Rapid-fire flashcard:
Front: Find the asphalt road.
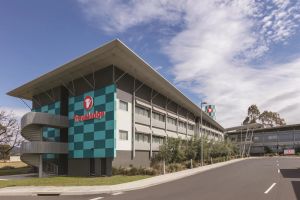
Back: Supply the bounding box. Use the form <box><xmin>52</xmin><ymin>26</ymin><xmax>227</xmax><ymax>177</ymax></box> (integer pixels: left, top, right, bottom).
<box><xmin>2</xmin><ymin>157</ymin><xmax>300</xmax><ymax>200</ymax></box>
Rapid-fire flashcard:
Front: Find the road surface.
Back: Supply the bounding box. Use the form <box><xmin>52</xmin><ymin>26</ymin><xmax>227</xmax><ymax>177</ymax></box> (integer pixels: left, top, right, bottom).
<box><xmin>2</xmin><ymin>157</ymin><xmax>300</xmax><ymax>200</ymax></box>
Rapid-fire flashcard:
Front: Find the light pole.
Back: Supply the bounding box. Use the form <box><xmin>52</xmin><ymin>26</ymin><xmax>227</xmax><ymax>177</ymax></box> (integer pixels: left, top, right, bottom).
<box><xmin>200</xmin><ymin>101</ymin><xmax>207</xmax><ymax>166</ymax></box>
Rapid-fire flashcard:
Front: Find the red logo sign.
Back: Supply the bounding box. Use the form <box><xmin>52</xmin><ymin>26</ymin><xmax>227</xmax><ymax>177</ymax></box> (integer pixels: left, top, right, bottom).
<box><xmin>208</xmin><ymin>108</ymin><xmax>212</xmax><ymax>113</ymax></box>
<box><xmin>84</xmin><ymin>96</ymin><xmax>93</xmax><ymax>110</ymax></box>
<box><xmin>74</xmin><ymin>111</ymin><xmax>105</xmax><ymax>122</ymax></box>
<box><xmin>74</xmin><ymin>95</ymin><xmax>105</xmax><ymax>122</ymax></box>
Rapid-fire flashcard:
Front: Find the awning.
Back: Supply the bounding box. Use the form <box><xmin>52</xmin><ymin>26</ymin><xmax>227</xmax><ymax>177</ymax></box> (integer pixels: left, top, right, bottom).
<box><xmin>167</xmin><ymin>131</ymin><xmax>178</xmax><ymax>138</ymax></box>
<box><xmin>178</xmin><ymin>133</ymin><xmax>186</xmax><ymax>139</ymax></box>
<box><xmin>153</xmin><ymin>106</ymin><xmax>166</xmax><ymax>114</ymax></box>
<box><xmin>136</xmin><ymin>99</ymin><xmax>151</xmax><ymax>109</ymax></box>
<box><xmin>135</xmin><ymin>124</ymin><xmax>151</xmax><ymax>134</ymax></box>
<box><xmin>152</xmin><ymin>127</ymin><xmax>167</xmax><ymax>137</ymax></box>
<box><xmin>167</xmin><ymin>112</ymin><xmax>177</xmax><ymax>119</ymax></box>
<box><xmin>186</xmin><ymin>135</ymin><xmax>193</xmax><ymax>140</ymax></box>
<box><xmin>178</xmin><ymin>116</ymin><xmax>187</xmax><ymax>122</ymax></box>
<box><xmin>188</xmin><ymin>120</ymin><xmax>195</xmax><ymax>125</ymax></box>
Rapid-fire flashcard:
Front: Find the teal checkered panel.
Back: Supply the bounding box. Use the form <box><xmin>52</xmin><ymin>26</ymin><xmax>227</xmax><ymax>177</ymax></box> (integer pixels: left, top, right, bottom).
<box><xmin>32</xmin><ymin>101</ymin><xmax>61</xmax><ymax>142</ymax></box>
<box><xmin>205</xmin><ymin>105</ymin><xmax>216</xmax><ymax>120</ymax></box>
<box><xmin>68</xmin><ymin>84</ymin><xmax>116</xmax><ymax>159</ymax></box>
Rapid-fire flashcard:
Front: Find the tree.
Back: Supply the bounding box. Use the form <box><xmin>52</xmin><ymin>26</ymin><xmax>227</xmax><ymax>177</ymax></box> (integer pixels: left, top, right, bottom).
<box><xmin>0</xmin><ymin>110</ymin><xmax>23</xmax><ymax>160</ymax></box>
<box><xmin>243</xmin><ymin>105</ymin><xmax>260</xmax><ymax>125</ymax></box>
<box><xmin>259</xmin><ymin>111</ymin><xmax>286</xmax><ymax>128</ymax></box>
<box><xmin>184</xmin><ymin>138</ymin><xmax>197</xmax><ymax>161</ymax></box>
<box><xmin>243</xmin><ymin>105</ymin><xmax>286</xmax><ymax>128</ymax></box>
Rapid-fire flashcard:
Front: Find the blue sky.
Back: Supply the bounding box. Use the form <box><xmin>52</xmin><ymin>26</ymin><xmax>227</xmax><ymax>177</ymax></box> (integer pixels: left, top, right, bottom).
<box><xmin>1</xmin><ymin>0</ymin><xmax>300</xmax><ymax>127</ymax></box>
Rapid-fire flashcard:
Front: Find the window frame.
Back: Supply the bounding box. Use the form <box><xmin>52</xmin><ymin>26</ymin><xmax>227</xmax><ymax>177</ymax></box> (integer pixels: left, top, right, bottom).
<box><xmin>119</xmin><ymin>100</ymin><xmax>128</xmax><ymax>111</ymax></box>
<box><xmin>119</xmin><ymin>130</ymin><xmax>128</xmax><ymax>141</ymax></box>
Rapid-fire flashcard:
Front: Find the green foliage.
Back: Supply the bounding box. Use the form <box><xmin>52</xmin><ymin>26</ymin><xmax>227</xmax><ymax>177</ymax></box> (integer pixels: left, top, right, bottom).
<box><xmin>184</xmin><ymin>138</ymin><xmax>197</xmax><ymax>160</ymax></box>
<box><xmin>243</xmin><ymin>104</ymin><xmax>286</xmax><ymax>127</ymax></box>
<box><xmin>112</xmin><ymin>166</ymin><xmax>158</xmax><ymax>176</ymax></box>
<box><xmin>264</xmin><ymin>146</ymin><xmax>273</xmax><ymax>154</ymax></box>
<box><xmin>152</xmin><ymin>137</ymin><xmax>238</xmax><ymax>166</ymax></box>
<box><xmin>259</xmin><ymin>111</ymin><xmax>286</xmax><ymax>127</ymax></box>
<box><xmin>153</xmin><ymin>138</ymin><xmax>185</xmax><ymax>164</ymax></box>
<box><xmin>166</xmin><ymin>163</ymin><xmax>185</xmax><ymax>172</ymax></box>
<box><xmin>243</xmin><ymin>105</ymin><xmax>260</xmax><ymax>124</ymax></box>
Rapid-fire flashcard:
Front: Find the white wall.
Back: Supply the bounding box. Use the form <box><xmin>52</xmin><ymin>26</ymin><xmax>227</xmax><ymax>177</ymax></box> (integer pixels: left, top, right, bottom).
<box><xmin>116</xmin><ymin>98</ymin><xmax>132</xmax><ymax>151</ymax></box>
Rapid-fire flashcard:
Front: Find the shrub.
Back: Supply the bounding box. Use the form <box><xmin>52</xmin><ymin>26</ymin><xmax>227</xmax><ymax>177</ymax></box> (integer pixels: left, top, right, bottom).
<box><xmin>167</xmin><ymin>163</ymin><xmax>185</xmax><ymax>173</ymax></box>
<box><xmin>129</xmin><ymin>167</ymin><xmax>138</xmax><ymax>175</ymax></box>
<box><xmin>112</xmin><ymin>166</ymin><xmax>159</xmax><ymax>176</ymax></box>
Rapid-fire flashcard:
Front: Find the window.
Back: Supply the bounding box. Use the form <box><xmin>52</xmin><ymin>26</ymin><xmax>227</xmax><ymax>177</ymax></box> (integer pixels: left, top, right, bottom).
<box><xmin>119</xmin><ymin>100</ymin><xmax>128</xmax><ymax>111</ymax></box>
<box><xmin>266</xmin><ymin>135</ymin><xmax>277</xmax><ymax>142</ymax></box>
<box><xmin>119</xmin><ymin>130</ymin><xmax>128</xmax><ymax>140</ymax></box>
<box><xmin>135</xmin><ymin>106</ymin><xmax>150</xmax><ymax>117</ymax></box>
<box><xmin>188</xmin><ymin>124</ymin><xmax>194</xmax><ymax>130</ymax></box>
<box><xmin>143</xmin><ymin>134</ymin><xmax>150</xmax><ymax>143</ymax></box>
<box><xmin>253</xmin><ymin>136</ymin><xmax>260</xmax><ymax>142</ymax></box>
<box><xmin>278</xmin><ymin>132</ymin><xmax>293</xmax><ymax>142</ymax></box>
<box><xmin>167</xmin><ymin>117</ymin><xmax>177</xmax><ymax>125</ymax></box>
<box><xmin>135</xmin><ymin>132</ymin><xmax>150</xmax><ymax>143</ymax></box>
<box><xmin>153</xmin><ymin>112</ymin><xmax>165</xmax><ymax>122</ymax></box>
<box><xmin>178</xmin><ymin>121</ymin><xmax>186</xmax><ymax>128</ymax></box>
<box><xmin>153</xmin><ymin>136</ymin><xmax>164</xmax><ymax>144</ymax></box>
<box><xmin>135</xmin><ymin>133</ymin><xmax>141</xmax><ymax>141</ymax></box>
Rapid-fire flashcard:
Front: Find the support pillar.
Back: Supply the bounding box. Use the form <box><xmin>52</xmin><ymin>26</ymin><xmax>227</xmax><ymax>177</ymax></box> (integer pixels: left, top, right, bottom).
<box><xmin>39</xmin><ymin>154</ymin><xmax>43</xmax><ymax>178</ymax></box>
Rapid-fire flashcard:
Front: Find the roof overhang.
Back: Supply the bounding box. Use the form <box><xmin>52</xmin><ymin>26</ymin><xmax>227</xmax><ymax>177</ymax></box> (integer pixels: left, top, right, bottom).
<box><xmin>7</xmin><ymin>39</ymin><xmax>224</xmax><ymax>131</ymax></box>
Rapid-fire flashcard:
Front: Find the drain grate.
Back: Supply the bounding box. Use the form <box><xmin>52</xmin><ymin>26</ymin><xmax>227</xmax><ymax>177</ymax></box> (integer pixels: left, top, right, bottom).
<box><xmin>36</xmin><ymin>193</ymin><xmax>60</xmax><ymax>196</ymax></box>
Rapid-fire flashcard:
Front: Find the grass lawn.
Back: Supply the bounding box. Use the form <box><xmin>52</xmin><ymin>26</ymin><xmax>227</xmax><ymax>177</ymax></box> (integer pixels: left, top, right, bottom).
<box><xmin>0</xmin><ymin>161</ymin><xmax>32</xmax><ymax>176</ymax></box>
<box><xmin>0</xmin><ymin>166</ymin><xmax>32</xmax><ymax>176</ymax></box>
<box><xmin>0</xmin><ymin>175</ymin><xmax>150</xmax><ymax>188</ymax></box>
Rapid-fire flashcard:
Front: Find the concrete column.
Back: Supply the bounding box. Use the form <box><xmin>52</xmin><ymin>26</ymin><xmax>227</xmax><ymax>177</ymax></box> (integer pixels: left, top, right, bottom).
<box><xmin>95</xmin><ymin>158</ymin><xmax>101</xmax><ymax>176</ymax></box>
<box><xmin>106</xmin><ymin>158</ymin><xmax>113</xmax><ymax>176</ymax></box>
<box><xmin>39</xmin><ymin>154</ymin><xmax>43</xmax><ymax>178</ymax></box>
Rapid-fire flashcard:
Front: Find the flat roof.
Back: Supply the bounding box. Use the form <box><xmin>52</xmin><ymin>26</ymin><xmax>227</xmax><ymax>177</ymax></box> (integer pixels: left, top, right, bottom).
<box><xmin>225</xmin><ymin>123</ymin><xmax>264</xmax><ymax>132</ymax></box>
<box><xmin>7</xmin><ymin>39</ymin><xmax>224</xmax><ymax>131</ymax></box>
<box><xmin>226</xmin><ymin>123</ymin><xmax>300</xmax><ymax>134</ymax></box>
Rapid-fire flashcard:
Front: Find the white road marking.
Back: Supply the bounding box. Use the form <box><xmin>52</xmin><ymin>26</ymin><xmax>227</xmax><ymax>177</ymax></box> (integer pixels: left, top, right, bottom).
<box><xmin>277</xmin><ymin>163</ymin><xmax>279</xmax><ymax>166</ymax></box>
<box><xmin>276</xmin><ymin>160</ymin><xmax>279</xmax><ymax>162</ymax></box>
<box><xmin>112</xmin><ymin>192</ymin><xmax>123</xmax><ymax>196</ymax></box>
<box><xmin>0</xmin><ymin>179</ymin><xmax>8</xmax><ymax>181</ymax></box>
<box><xmin>264</xmin><ymin>183</ymin><xmax>277</xmax><ymax>194</ymax></box>
<box><xmin>278</xmin><ymin>169</ymin><xmax>280</xmax><ymax>174</ymax></box>
<box><xmin>89</xmin><ymin>197</ymin><xmax>104</xmax><ymax>200</ymax></box>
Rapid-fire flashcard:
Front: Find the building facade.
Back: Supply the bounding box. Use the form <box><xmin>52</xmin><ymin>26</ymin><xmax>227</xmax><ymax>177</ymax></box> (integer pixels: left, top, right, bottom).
<box><xmin>226</xmin><ymin>124</ymin><xmax>300</xmax><ymax>156</ymax></box>
<box><xmin>8</xmin><ymin>39</ymin><xmax>224</xmax><ymax>177</ymax></box>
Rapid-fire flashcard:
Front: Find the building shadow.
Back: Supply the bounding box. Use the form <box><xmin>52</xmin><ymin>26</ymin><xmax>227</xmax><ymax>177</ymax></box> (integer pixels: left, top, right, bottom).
<box><xmin>291</xmin><ymin>181</ymin><xmax>300</xmax><ymax>200</ymax></box>
<box><xmin>281</xmin><ymin>168</ymin><xmax>300</xmax><ymax>178</ymax></box>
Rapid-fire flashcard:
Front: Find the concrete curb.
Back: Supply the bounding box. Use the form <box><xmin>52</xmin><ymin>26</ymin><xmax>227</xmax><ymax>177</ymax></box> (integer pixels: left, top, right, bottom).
<box><xmin>0</xmin><ymin>157</ymin><xmax>252</xmax><ymax>196</ymax></box>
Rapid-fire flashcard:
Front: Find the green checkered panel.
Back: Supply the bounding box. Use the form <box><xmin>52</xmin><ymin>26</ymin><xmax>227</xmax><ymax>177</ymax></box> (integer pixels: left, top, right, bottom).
<box><xmin>68</xmin><ymin>84</ymin><xmax>116</xmax><ymax>159</ymax></box>
<box><xmin>32</xmin><ymin>101</ymin><xmax>61</xmax><ymax>142</ymax></box>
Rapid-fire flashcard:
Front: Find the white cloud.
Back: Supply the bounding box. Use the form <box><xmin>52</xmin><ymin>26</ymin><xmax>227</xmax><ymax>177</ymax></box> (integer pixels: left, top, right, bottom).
<box><xmin>77</xmin><ymin>0</ymin><xmax>185</xmax><ymax>33</ymax></box>
<box><xmin>78</xmin><ymin>0</ymin><xmax>300</xmax><ymax>127</ymax></box>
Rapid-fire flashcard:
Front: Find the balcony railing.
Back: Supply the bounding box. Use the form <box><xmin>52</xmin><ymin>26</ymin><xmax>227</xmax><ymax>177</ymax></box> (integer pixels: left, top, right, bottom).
<box><xmin>21</xmin><ymin>141</ymin><xmax>68</xmax><ymax>154</ymax></box>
